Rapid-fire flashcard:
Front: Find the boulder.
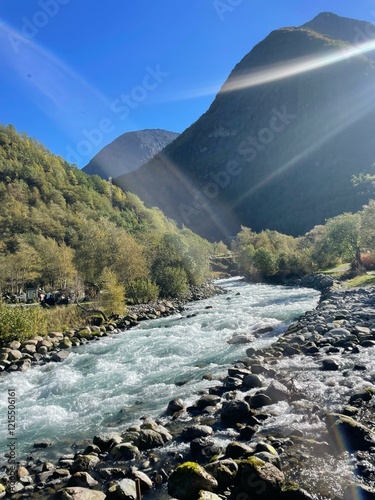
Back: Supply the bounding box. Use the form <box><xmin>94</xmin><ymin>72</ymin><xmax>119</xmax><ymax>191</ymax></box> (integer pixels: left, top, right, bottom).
<box><xmin>8</xmin><ymin>350</ymin><xmax>22</xmax><ymax>361</ymax></box>
<box><xmin>181</xmin><ymin>425</ymin><xmax>213</xmax><ymax>441</ymax></box>
<box><xmin>249</xmin><ymin>393</ymin><xmax>273</xmax><ymax>409</ymax></box>
<box><xmin>243</xmin><ymin>374</ymin><xmax>263</xmax><ymax>389</ymax></box>
<box><xmin>198</xmin><ymin>492</ymin><xmax>222</xmax><ymax>500</ymax></box>
<box><xmin>68</xmin><ymin>472</ymin><xmax>98</xmax><ymax>488</ymax></box>
<box><xmin>59</xmin><ymin>487</ymin><xmax>106</xmax><ymax>499</ymax></box>
<box><xmin>265</xmin><ymin>381</ymin><xmax>290</xmax><ymax>403</ymax></box>
<box><xmin>71</xmin><ymin>455</ymin><xmax>100</xmax><ymax>473</ymax></box>
<box><xmin>196</xmin><ymin>395</ymin><xmax>221</xmax><ymax>410</ymax></box>
<box><xmin>111</xmin><ymin>443</ymin><xmax>140</xmax><ymax>461</ymax></box>
<box><xmin>326</xmin><ymin>413</ymin><xmax>375</xmax><ymax>452</ymax></box>
<box><xmin>167</xmin><ymin>398</ymin><xmax>185</xmax><ymax>414</ymax></box>
<box><xmin>114</xmin><ymin>478</ymin><xmax>137</xmax><ymax>499</ymax></box>
<box><xmin>168</xmin><ymin>462</ymin><xmax>218</xmax><ymax>500</ymax></box>
<box><xmin>190</xmin><ymin>437</ymin><xmax>222</xmax><ymax>462</ymax></box>
<box><xmin>322</xmin><ymin>358</ymin><xmax>339</xmax><ymax>371</ymax></box>
<box><xmin>93</xmin><ymin>433</ymin><xmax>122</xmax><ymax>453</ymax></box>
<box><xmin>52</xmin><ymin>351</ymin><xmax>70</xmax><ymax>362</ymax></box>
<box><xmin>137</xmin><ymin>429</ymin><xmax>165</xmax><ymax>450</ymax></box>
<box><xmin>221</xmin><ymin>400</ymin><xmax>250</xmax><ymax>424</ymax></box>
<box><xmin>236</xmin><ymin>456</ymin><xmax>285</xmax><ymax>499</ymax></box>
<box><xmin>225</xmin><ymin>441</ymin><xmax>253</xmax><ymax>459</ymax></box>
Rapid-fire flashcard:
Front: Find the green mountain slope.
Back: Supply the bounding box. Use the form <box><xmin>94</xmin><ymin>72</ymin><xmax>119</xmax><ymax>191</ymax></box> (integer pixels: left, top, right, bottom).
<box><xmin>0</xmin><ymin>125</ymin><xmax>212</xmax><ymax>298</ymax></box>
<box><xmin>117</xmin><ymin>13</ymin><xmax>375</xmax><ymax>241</ymax></box>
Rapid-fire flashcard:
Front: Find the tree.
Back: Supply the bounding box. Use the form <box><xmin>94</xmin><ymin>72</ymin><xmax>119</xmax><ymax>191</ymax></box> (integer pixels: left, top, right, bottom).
<box><xmin>98</xmin><ymin>268</ymin><xmax>125</xmax><ymax>316</ymax></box>
<box><xmin>360</xmin><ymin>200</ymin><xmax>375</xmax><ymax>251</ymax></box>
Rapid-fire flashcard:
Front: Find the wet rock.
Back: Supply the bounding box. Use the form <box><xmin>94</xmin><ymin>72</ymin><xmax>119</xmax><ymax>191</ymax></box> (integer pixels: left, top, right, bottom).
<box><xmin>93</xmin><ymin>433</ymin><xmax>122</xmax><ymax>453</ymax></box>
<box><xmin>223</xmin><ymin>376</ymin><xmax>243</xmax><ymax>389</ymax></box>
<box><xmin>68</xmin><ymin>472</ymin><xmax>98</xmax><ymax>488</ymax></box>
<box><xmin>168</xmin><ymin>462</ymin><xmax>218</xmax><ymax>500</ymax></box>
<box><xmin>221</xmin><ymin>399</ymin><xmax>250</xmax><ymax>424</ymax></box>
<box><xmin>167</xmin><ymin>398</ymin><xmax>185</xmax><ymax>415</ymax></box>
<box><xmin>34</xmin><ymin>440</ymin><xmax>53</xmax><ymax>449</ymax></box>
<box><xmin>59</xmin><ymin>486</ymin><xmax>106</xmax><ymax>499</ymax></box>
<box><xmin>205</xmin><ymin>459</ymin><xmax>238</xmax><ymax>489</ymax></box>
<box><xmin>8</xmin><ymin>349</ymin><xmax>22</xmax><ymax>361</ymax></box>
<box><xmin>236</xmin><ymin>456</ymin><xmax>285</xmax><ymax>499</ymax></box>
<box><xmin>342</xmin><ymin>405</ymin><xmax>359</xmax><ymax>417</ymax></box>
<box><xmin>243</xmin><ymin>373</ymin><xmax>263</xmax><ymax>389</ymax></box>
<box><xmin>254</xmin><ymin>451</ymin><xmax>281</xmax><ymax>469</ymax></box>
<box><xmin>198</xmin><ymin>492</ymin><xmax>222</xmax><ymax>500</ymax></box>
<box><xmin>111</xmin><ymin>443</ymin><xmax>140</xmax><ymax>461</ymax></box>
<box><xmin>71</xmin><ymin>454</ymin><xmax>100</xmax><ymax>473</ymax></box>
<box><xmin>225</xmin><ymin>441</ymin><xmax>253</xmax><ymax>459</ymax></box>
<box><xmin>265</xmin><ymin>380</ymin><xmax>289</xmax><ymax>403</ymax></box>
<box><xmin>322</xmin><ymin>358</ymin><xmax>339</xmax><ymax>371</ymax></box>
<box><xmin>181</xmin><ymin>425</ymin><xmax>213</xmax><ymax>441</ymax></box>
<box><xmin>196</xmin><ymin>395</ymin><xmax>221</xmax><ymax>410</ymax></box>
<box><xmin>249</xmin><ymin>393</ymin><xmax>273</xmax><ymax>409</ymax></box>
<box><xmin>190</xmin><ymin>436</ymin><xmax>222</xmax><ymax>462</ymax></box>
<box><xmin>113</xmin><ymin>478</ymin><xmax>137</xmax><ymax>499</ymax></box>
<box><xmin>52</xmin><ymin>351</ymin><xmax>70</xmax><ymax>362</ymax></box>
<box><xmin>227</xmin><ymin>334</ymin><xmax>254</xmax><ymax>344</ymax></box>
<box><xmin>251</xmin><ymin>363</ymin><xmax>267</xmax><ymax>374</ymax></box>
<box><xmin>349</xmin><ymin>388</ymin><xmax>373</xmax><ymax>405</ymax></box>
<box><xmin>326</xmin><ymin>413</ymin><xmax>375</xmax><ymax>452</ymax></box>
<box><xmin>281</xmin><ymin>484</ymin><xmax>314</xmax><ymax>499</ymax></box>
<box><xmin>130</xmin><ymin>470</ymin><xmax>152</xmax><ymax>493</ymax></box>
<box><xmin>137</xmin><ymin>429</ymin><xmax>165</xmax><ymax>450</ymax></box>
<box><xmin>239</xmin><ymin>425</ymin><xmax>256</xmax><ymax>440</ymax></box>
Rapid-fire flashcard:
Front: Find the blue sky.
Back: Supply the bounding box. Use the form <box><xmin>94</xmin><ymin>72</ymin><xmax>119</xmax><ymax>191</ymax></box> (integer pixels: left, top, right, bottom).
<box><xmin>1</xmin><ymin>0</ymin><xmax>375</xmax><ymax>167</ymax></box>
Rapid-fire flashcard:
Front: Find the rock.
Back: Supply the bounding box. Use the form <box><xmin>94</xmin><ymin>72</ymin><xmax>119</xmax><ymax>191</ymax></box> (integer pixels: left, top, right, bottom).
<box><xmin>59</xmin><ymin>487</ymin><xmax>106</xmax><ymax>499</ymax></box>
<box><xmin>265</xmin><ymin>380</ymin><xmax>289</xmax><ymax>403</ymax></box>
<box><xmin>227</xmin><ymin>334</ymin><xmax>253</xmax><ymax>344</ymax></box>
<box><xmin>326</xmin><ymin>413</ymin><xmax>375</xmax><ymax>452</ymax></box>
<box><xmin>243</xmin><ymin>374</ymin><xmax>263</xmax><ymax>389</ymax></box>
<box><xmin>221</xmin><ymin>399</ymin><xmax>250</xmax><ymax>424</ymax></box>
<box><xmin>8</xmin><ymin>350</ymin><xmax>22</xmax><ymax>361</ymax></box>
<box><xmin>114</xmin><ymin>478</ymin><xmax>137</xmax><ymax>499</ymax></box>
<box><xmin>137</xmin><ymin>429</ymin><xmax>165</xmax><ymax>450</ymax></box>
<box><xmin>34</xmin><ymin>440</ymin><xmax>53</xmax><ymax>448</ymax></box>
<box><xmin>71</xmin><ymin>455</ymin><xmax>100</xmax><ymax>473</ymax></box>
<box><xmin>239</xmin><ymin>426</ymin><xmax>256</xmax><ymax>440</ymax></box>
<box><xmin>251</xmin><ymin>364</ymin><xmax>266</xmax><ymax>374</ymax></box>
<box><xmin>249</xmin><ymin>393</ymin><xmax>273</xmax><ymax>409</ymax></box>
<box><xmin>168</xmin><ymin>462</ymin><xmax>218</xmax><ymax>500</ymax></box>
<box><xmin>198</xmin><ymin>492</ymin><xmax>222</xmax><ymax>500</ymax></box>
<box><xmin>254</xmin><ymin>325</ymin><xmax>274</xmax><ymax>335</ymax></box>
<box><xmin>93</xmin><ymin>433</ymin><xmax>122</xmax><ymax>453</ymax></box>
<box><xmin>52</xmin><ymin>351</ymin><xmax>70</xmax><ymax>362</ymax></box>
<box><xmin>342</xmin><ymin>405</ymin><xmax>359</xmax><ymax>417</ymax></box>
<box><xmin>349</xmin><ymin>388</ymin><xmax>373</xmax><ymax>404</ymax></box>
<box><xmin>111</xmin><ymin>443</ymin><xmax>140</xmax><ymax>461</ymax></box>
<box><xmin>236</xmin><ymin>456</ymin><xmax>285</xmax><ymax>498</ymax></box>
<box><xmin>223</xmin><ymin>376</ymin><xmax>243</xmax><ymax>389</ymax></box>
<box><xmin>7</xmin><ymin>341</ymin><xmax>21</xmax><ymax>350</ymax></box>
<box><xmin>190</xmin><ymin>437</ymin><xmax>222</xmax><ymax>462</ymax></box>
<box><xmin>343</xmin><ymin>483</ymin><xmax>375</xmax><ymax>499</ymax></box>
<box><xmin>167</xmin><ymin>398</ymin><xmax>185</xmax><ymax>414</ymax></box>
<box><xmin>254</xmin><ymin>442</ymin><xmax>278</xmax><ymax>456</ymax></box>
<box><xmin>281</xmin><ymin>484</ymin><xmax>314</xmax><ymax>499</ymax></box>
<box><xmin>196</xmin><ymin>395</ymin><xmax>221</xmax><ymax>410</ymax></box>
<box><xmin>322</xmin><ymin>358</ymin><xmax>339</xmax><ymax>371</ymax></box>
<box><xmin>225</xmin><ymin>441</ymin><xmax>253</xmax><ymax>459</ymax></box>
<box><xmin>205</xmin><ymin>459</ymin><xmax>238</xmax><ymax>489</ymax></box>
<box><xmin>254</xmin><ymin>451</ymin><xmax>281</xmax><ymax>469</ymax></box>
<box><xmin>181</xmin><ymin>425</ymin><xmax>213</xmax><ymax>441</ymax></box>
<box><xmin>131</xmin><ymin>470</ymin><xmax>152</xmax><ymax>493</ymax></box>
<box><xmin>68</xmin><ymin>472</ymin><xmax>98</xmax><ymax>488</ymax></box>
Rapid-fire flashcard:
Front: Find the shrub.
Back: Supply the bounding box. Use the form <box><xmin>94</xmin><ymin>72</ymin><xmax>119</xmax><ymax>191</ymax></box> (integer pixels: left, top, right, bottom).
<box><xmin>0</xmin><ymin>303</ymin><xmax>46</xmax><ymax>345</ymax></box>
<box><xmin>126</xmin><ymin>279</ymin><xmax>160</xmax><ymax>304</ymax></box>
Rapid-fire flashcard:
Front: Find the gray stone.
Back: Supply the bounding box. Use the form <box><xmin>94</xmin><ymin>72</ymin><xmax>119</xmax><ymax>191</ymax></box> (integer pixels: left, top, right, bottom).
<box><xmin>111</xmin><ymin>443</ymin><xmax>140</xmax><ymax>461</ymax></box>
<box><xmin>59</xmin><ymin>487</ymin><xmax>106</xmax><ymax>499</ymax></box>
<box><xmin>168</xmin><ymin>462</ymin><xmax>218</xmax><ymax>500</ymax></box>
<box><xmin>243</xmin><ymin>374</ymin><xmax>263</xmax><ymax>389</ymax></box>
<box><xmin>221</xmin><ymin>399</ymin><xmax>250</xmax><ymax>423</ymax></box>
<box><xmin>181</xmin><ymin>425</ymin><xmax>213</xmax><ymax>441</ymax></box>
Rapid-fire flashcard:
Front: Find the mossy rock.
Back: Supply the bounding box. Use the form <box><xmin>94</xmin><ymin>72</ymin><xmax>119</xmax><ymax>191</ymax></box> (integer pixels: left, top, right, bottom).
<box><xmin>326</xmin><ymin>413</ymin><xmax>375</xmax><ymax>452</ymax></box>
<box><xmin>236</xmin><ymin>456</ymin><xmax>285</xmax><ymax>499</ymax></box>
<box><xmin>168</xmin><ymin>462</ymin><xmax>218</xmax><ymax>500</ymax></box>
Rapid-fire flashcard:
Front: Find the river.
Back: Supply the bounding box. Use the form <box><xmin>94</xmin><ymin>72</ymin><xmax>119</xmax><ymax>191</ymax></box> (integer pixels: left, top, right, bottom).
<box><xmin>0</xmin><ymin>277</ymin><xmax>320</xmax><ymax>466</ymax></box>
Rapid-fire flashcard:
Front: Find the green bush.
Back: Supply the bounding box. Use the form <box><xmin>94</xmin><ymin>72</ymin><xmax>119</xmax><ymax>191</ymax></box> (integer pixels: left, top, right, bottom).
<box><xmin>126</xmin><ymin>279</ymin><xmax>160</xmax><ymax>304</ymax></box>
<box><xmin>0</xmin><ymin>303</ymin><xmax>46</xmax><ymax>345</ymax></box>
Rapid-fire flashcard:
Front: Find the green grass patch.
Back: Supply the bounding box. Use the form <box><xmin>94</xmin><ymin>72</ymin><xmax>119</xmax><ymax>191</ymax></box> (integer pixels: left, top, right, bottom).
<box><xmin>344</xmin><ymin>273</ymin><xmax>375</xmax><ymax>287</ymax></box>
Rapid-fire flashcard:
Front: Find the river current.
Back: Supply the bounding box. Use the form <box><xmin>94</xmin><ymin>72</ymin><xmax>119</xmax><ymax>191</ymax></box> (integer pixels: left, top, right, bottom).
<box><xmin>0</xmin><ymin>277</ymin><xmax>320</xmax><ymax>464</ymax></box>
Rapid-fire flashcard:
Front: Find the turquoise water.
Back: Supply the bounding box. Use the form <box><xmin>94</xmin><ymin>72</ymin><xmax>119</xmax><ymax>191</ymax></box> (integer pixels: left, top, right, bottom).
<box><xmin>0</xmin><ymin>278</ymin><xmax>320</xmax><ymax>462</ymax></box>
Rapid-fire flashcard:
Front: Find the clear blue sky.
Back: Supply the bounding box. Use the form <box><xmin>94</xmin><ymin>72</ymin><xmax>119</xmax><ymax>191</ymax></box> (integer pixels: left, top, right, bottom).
<box><xmin>0</xmin><ymin>0</ymin><xmax>374</xmax><ymax>167</ymax></box>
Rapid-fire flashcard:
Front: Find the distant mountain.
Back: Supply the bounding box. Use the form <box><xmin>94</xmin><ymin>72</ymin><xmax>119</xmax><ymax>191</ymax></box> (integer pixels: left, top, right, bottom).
<box><xmin>116</xmin><ymin>13</ymin><xmax>375</xmax><ymax>241</ymax></box>
<box><xmin>83</xmin><ymin>129</ymin><xmax>179</xmax><ymax>179</ymax></box>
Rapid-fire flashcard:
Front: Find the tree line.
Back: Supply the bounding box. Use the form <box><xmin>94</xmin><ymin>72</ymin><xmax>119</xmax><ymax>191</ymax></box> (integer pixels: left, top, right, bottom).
<box><xmin>0</xmin><ymin>125</ymin><xmax>214</xmax><ymax>314</ymax></box>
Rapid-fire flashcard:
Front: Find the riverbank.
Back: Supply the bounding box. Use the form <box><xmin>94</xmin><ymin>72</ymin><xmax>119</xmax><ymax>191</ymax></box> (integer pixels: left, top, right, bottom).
<box><xmin>2</xmin><ymin>280</ymin><xmax>375</xmax><ymax>499</ymax></box>
<box><xmin>0</xmin><ymin>282</ymin><xmax>225</xmax><ymax>376</ymax></box>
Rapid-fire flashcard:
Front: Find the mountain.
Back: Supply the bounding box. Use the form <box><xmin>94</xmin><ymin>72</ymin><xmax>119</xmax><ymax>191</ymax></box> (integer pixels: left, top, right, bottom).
<box><xmin>82</xmin><ymin>129</ymin><xmax>179</xmax><ymax>179</ymax></box>
<box><xmin>116</xmin><ymin>13</ymin><xmax>375</xmax><ymax>241</ymax></box>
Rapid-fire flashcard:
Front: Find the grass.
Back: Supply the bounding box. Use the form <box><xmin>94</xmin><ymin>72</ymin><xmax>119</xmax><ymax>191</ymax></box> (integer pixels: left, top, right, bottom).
<box><xmin>344</xmin><ymin>273</ymin><xmax>375</xmax><ymax>287</ymax></box>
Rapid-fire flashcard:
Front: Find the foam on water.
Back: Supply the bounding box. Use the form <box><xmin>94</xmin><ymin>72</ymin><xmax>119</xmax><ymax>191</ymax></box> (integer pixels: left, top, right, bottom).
<box><xmin>0</xmin><ymin>278</ymin><xmax>319</xmax><ymax>461</ymax></box>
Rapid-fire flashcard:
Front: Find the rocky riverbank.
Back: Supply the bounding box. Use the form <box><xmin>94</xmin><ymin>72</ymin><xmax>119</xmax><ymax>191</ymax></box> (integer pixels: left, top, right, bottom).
<box><xmin>0</xmin><ymin>282</ymin><xmax>225</xmax><ymax>376</ymax></box>
<box><xmin>2</xmin><ymin>282</ymin><xmax>375</xmax><ymax>499</ymax></box>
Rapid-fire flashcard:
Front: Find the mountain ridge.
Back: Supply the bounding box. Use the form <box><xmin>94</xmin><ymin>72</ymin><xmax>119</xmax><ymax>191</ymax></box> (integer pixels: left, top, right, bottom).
<box><xmin>116</xmin><ymin>13</ymin><xmax>375</xmax><ymax>240</ymax></box>
<box><xmin>83</xmin><ymin>128</ymin><xmax>179</xmax><ymax>179</ymax></box>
